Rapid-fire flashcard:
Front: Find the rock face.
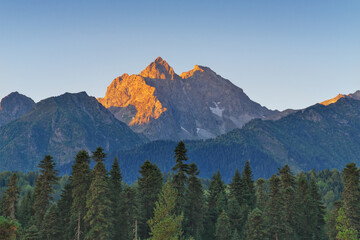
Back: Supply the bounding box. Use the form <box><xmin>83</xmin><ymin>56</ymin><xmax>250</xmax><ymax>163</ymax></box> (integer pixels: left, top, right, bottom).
<box><xmin>0</xmin><ymin>92</ymin><xmax>35</xmax><ymax>126</ymax></box>
<box><xmin>99</xmin><ymin>57</ymin><xmax>276</xmax><ymax>140</ymax></box>
<box><xmin>0</xmin><ymin>92</ymin><xmax>146</xmax><ymax>173</ymax></box>
<box><xmin>320</xmin><ymin>91</ymin><xmax>360</xmax><ymax>106</ymax></box>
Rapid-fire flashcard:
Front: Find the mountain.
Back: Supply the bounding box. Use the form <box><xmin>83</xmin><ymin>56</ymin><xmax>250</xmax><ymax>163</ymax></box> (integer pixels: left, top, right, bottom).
<box><xmin>111</xmin><ymin>95</ymin><xmax>360</xmax><ymax>183</ymax></box>
<box><xmin>98</xmin><ymin>57</ymin><xmax>277</xmax><ymax>140</ymax></box>
<box><xmin>0</xmin><ymin>92</ymin><xmax>35</xmax><ymax>126</ymax></box>
<box><xmin>320</xmin><ymin>90</ymin><xmax>360</xmax><ymax>106</ymax></box>
<box><xmin>0</xmin><ymin>92</ymin><xmax>146</xmax><ymax>172</ymax></box>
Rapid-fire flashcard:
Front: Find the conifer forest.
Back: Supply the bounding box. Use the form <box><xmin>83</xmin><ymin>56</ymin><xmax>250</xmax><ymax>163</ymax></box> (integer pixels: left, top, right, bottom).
<box><xmin>0</xmin><ymin>141</ymin><xmax>359</xmax><ymax>240</ymax></box>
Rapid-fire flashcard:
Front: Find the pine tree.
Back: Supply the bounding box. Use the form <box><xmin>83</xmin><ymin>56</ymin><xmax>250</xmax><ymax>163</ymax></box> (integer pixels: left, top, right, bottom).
<box><xmin>172</xmin><ymin>141</ymin><xmax>190</xmax><ymax>214</ymax></box>
<box><xmin>229</xmin><ymin>169</ymin><xmax>241</xmax><ymax>204</ymax></box>
<box><xmin>70</xmin><ymin>150</ymin><xmax>92</xmax><ymax>240</ymax></box>
<box><xmin>203</xmin><ymin>171</ymin><xmax>226</xmax><ymax>239</ymax></box>
<box><xmin>33</xmin><ymin>155</ymin><xmax>59</xmax><ymax>228</ymax></box>
<box><xmin>245</xmin><ymin>208</ymin><xmax>267</xmax><ymax>240</ymax></box>
<box><xmin>227</xmin><ymin>196</ymin><xmax>242</xmax><ymax>236</ymax></box>
<box><xmin>278</xmin><ymin>165</ymin><xmax>297</xmax><ymax>238</ymax></box>
<box><xmin>21</xmin><ymin>224</ymin><xmax>41</xmax><ymax>240</ymax></box>
<box><xmin>42</xmin><ymin>203</ymin><xmax>61</xmax><ymax>240</ymax></box>
<box><xmin>184</xmin><ymin>163</ymin><xmax>204</xmax><ymax>239</ymax></box>
<box><xmin>57</xmin><ymin>183</ymin><xmax>73</xmax><ymax>240</ymax></box>
<box><xmin>84</xmin><ymin>147</ymin><xmax>113</xmax><ymax>240</ymax></box>
<box><xmin>264</xmin><ymin>175</ymin><xmax>284</xmax><ymax>240</ymax></box>
<box><xmin>121</xmin><ymin>185</ymin><xmax>139</xmax><ymax>240</ymax></box>
<box><xmin>342</xmin><ymin>163</ymin><xmax>360</xmax><ymax>233</ymax></box>
<box><xmin>1</xmin><ymin>173</ymin><xmax>19</xmax><ymax>220</ymax></box>
<box><xmin>138</xmin><ymin>159</ymin><xmax>163</xmax><ymax>239</ymax></box>
<box><xmin>109</xmin><ymin>156</ymin><xmax>123</xmax><ymax>240</ymax></box>
<box><xmin>255</xmin><ymin>178</ymin><xmax>267</xmax><ymax>211</ymax></box>
<box><xmin>309</xmin><ymin>178</ymin><xmax>326</xmax><ymax>239</ymax></box>
<box><xmin>295</xmin><ymin>173</ymin><xmax>312</xmax><ymax>239</ymax></box>
<box><xmin>18</xmin><ymin>190</ymin><xmax>35</xmax><ymax>229</ymax></box>
<box><xmin>240</xmin><ymin>161</ymin><xmax>256</xmax><ymax>210</ymax></box>
<box><xmin>147</xmin><ymin>181</ymin><xmax>183</xmax><ymax>240</ymax></box>
<box><xmin>215</xmin><ymin>210</ymin><xmax>231</xmax><ymax>240</ymax></box>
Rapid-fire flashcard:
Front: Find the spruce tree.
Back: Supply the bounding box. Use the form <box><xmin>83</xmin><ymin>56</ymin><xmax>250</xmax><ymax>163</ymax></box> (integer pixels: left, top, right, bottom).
<box><xmin>295</xmin><ymin>173</ymin><xmax>312</xmax><ymax>239</ymax></box>
<box><xmin>121</xmin><ymin>185</ymin><xmax>139</xmax><ymax>240</ymax></box>
<box><xmin>203</xmin><ymin>171</ymin><xmax>226</xmax><ymax>240</ymax></box>
<box><xmin>70</xmin><ymin>150</ymin><xmax>92</xmax><ymax>240</ymax></box>
<box><xmin>278</xmin><ymin>165</ymin><xmax>297</xmax><ymax>238</ymax></box>
<box><xmin>184</xmin><ymin>163</ymin><xmax>204</xmax><ymax>239</ymax></box>
<box><xmin>84</xmin><ymin>147</ymin><xmax>113</xmax><ymax>240</ymax></box>
<box><xmin>147</xmin><ymin>181</ymin><xmax>183</xmax><ymax>240</ymax></box>
<box><xmin>309</xmin><ymin>178</ymin><xmax>326</xmax><ymax>239</ymax></box>
<box><xmin>342</xmin><ymin>163</ymin><xmax>360</xmax><ymax>233</ymax></box>
<box><xmin>109</xmin><ymin>156</ymin><xmax>123</xmax><ymax>240</ymax></box>
<box><xmin>33</xmin><ymin>155</ymin><xmax>59</xmax><ymax>228</ymax></box>
<box><xmin>42</xmin><ymin>203</ymin><xmax>61</xmax><ymax>240</ymax></box>
<box><xmin>138</xmin><ymin>159</ymin><xmax>163</xmax><ymax>239</ymax></box>
<box><xmin>245</xmin><ymin>208</ymin><xmax>267</xmax><ymax>240</ymax></box>
<box><xmin>255</xmin><ymin>178</ymin><xmax>267</xmax><ymax>211</ymax></box>
<box><xmin>240</xmin><ymin>161</ymin><xmax>256</xmax><ymax>210</ymax></box>
<box><xmin>227</xmin><ymin>196</ymin><xmax>242</xmax><ymax>236</ymax></box>
<box><xmin>1</xmin><ymin>173</ymin><xmax>19</xmax><ymax>220</ymax></box>
<box><xmin>57</xmin><ymin>183</ymin><xmax>73</xmax><ymax>240</ymax></box>
<box><xmin>264</xmin><ymin>175</ymin><xmax>284</xmax><ymax>240</ymax></box>
<box><xmin>215</xmin><ymin>210</ymin><xmax>231</xmax><ymax>240</ymax></box>
<box><xmin>18</xmin><ymin>190</ymin><xmax>35</xmax><ymax>228</ymax></box>
<box><xmin>231</xmin><ymin>230</ymin><xmax>241</xmax><ymax>240</ymax></box>
<box><xmin>172</xmin><ymin>141</ymin><xmax>190</xmax><ymax>214</ymax></box>
<box><xmin>229</xmin><ymin>169</ymin><xmax>241</xmax><ymax>204</ymax></box>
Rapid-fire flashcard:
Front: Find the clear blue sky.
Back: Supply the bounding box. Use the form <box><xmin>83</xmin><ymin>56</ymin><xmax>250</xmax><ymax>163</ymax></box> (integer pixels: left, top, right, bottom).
<box><xmin>0</xmin><ymin>0</ymin><xmax>359</xmax><ymax>110</ymax></box>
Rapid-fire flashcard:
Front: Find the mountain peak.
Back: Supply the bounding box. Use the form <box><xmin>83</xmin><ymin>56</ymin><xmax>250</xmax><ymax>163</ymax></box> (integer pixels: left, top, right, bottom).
<box><xmin>140</xmin><ymin>57</ymin><xmax>179</xmax><ymax>80</ymax></box>
<box><xmin>320</xmin><ymin>91</ymin><xmax>360</xmax><ymax>106</ymax></box>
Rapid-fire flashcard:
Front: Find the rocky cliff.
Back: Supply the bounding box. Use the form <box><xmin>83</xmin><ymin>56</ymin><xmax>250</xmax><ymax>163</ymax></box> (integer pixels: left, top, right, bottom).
<box><xmin>99</xmin><ymin>57</ymin><xmax>277</xmax><ymax>140</ymax></box>
<box><xmin>0</xmin><ymin>92</ymin><xmax>35</xmax><ymax>126</ymax></box>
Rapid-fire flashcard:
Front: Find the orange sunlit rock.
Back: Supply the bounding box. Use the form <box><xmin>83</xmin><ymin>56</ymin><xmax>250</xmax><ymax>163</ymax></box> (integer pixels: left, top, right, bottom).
<box><xmin>139</xmin><ymin>57</ymin><xmax>178</xmax><ymax>80</ymax></box>
<box><xmin>320</xmin><ymin>94</ymin><xmax>345</xmax><ymax>106</ymax></box>
<box><xmin>180</xmin><ymin>65</ymin><xmax>204</xmax><ymax>79</ymax></box>
<box><xmin>98</xmin><ymin>74</ymin><xmax>167</xmax><ymax>125</ymax></box>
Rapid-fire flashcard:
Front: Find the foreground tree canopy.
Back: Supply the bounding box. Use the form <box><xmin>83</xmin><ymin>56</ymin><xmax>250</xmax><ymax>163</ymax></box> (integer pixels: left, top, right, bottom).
<box><xmin>0</xmin><ymin>141</ymin><xmax>357</xmax><ymax>240</ymax></box>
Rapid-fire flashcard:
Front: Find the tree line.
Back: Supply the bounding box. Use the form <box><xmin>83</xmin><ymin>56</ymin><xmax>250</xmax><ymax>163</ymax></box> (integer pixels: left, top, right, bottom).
<box><xmin>0</xmin><ymin>141</ymin><xmax>359</xmax><ymax>239</ymax></box>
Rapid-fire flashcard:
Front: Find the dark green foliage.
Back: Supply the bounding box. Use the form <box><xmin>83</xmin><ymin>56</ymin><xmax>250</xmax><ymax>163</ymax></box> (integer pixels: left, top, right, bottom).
<box><xmin>70</xmin><ymin>150</ymin><xmax>91</xmax><ymax>239</ymax></box>
<box><xmin>42</xmin><ymin>203</ymin><xmax>61</xmax><ymax>240</ymax></box>
<box><xmin>121</xmin><ymin>185</ymin><xmax>139</xmax><ymax>240</ymax></box>
<box><xmin>172</xmin><ymin>141</ymin><xmax>190</xmax><ymax>214</ymax></box>
<box><xmin>229</xmin><ymin>169</ymin><xmax>241</xmax><ymax>204</ymax></box>
<box><xmin>33</xmin><ymin>155</ymin><xmax>59</xmax><ymax>228</ymax></box>
<box><xmin>0</xmin><ymin>216</ymin><xmax>21</xmax><ymax>240</ymax></box>
<box><xmin>84</xmin><ymin>148</ymin><xmax>113</xmax><ymax>240</ymax></box>
<box><xmin>227</xmin><ymin>196</ymin><xmax>242</xmax><ymax>236</ymax></box>
<box><xmin>56</xmin><ymin>183</ymin><xmax>73</xmax><ymax>240</ymax></box>
<box><xmin>215</xmin><ymin>210</ymin><xmax>231</xmax><ymax>240</ymax></box>
<box><xmin>255</xmin><ymin>178</ymin><xmax>267</xmax><ymax>210</ymax></box>
<box><xmin>1</xmin><ymin>173</ymin><xmax>19</xmax><ymax>219</ymax></box>
<box><xmin>18</xmin><ymin>190</ymin><xmax>35</xmax><ymax>228</ymax></box>
<box><xmin>138</xmin><ymin>160</ymin><xmax>164</xmax><ymax>239</ymax></box>
<box><xmin>342</xmin><ymin>163</ymin><xmax>360</xmax><ymax>233</ymax></box>
<box><xmin>184</xmin><ymin>163</ymin><xmax>203</xmax><ymax>238</ymax></box>
<box><xmin>21</xmin><ymin>225</ymin><xmax>40</xmax><ymax>240</ymax></box>
<box><xmin>327</xmin><ymin>200</ymin><xmax>342</xmax><ymax>240</ymax></box>
<box><xmin>336</xmin><ymin>207</ymin><xmax>358</xmax><ymax>240</ymax></box>
<box><xmin>309</xmin><ymin>178</ymin><xmax>326</xmax><ymax>239</ymax></box>
<box><xmin>245</xmin><ymin>208</ymin><xmax>267</xmax><ymax>240</ymax></box>
<box><xmin>109</xmin><ymin>157</ymin><xmax>123</xmax><ymax>240</ymax></box>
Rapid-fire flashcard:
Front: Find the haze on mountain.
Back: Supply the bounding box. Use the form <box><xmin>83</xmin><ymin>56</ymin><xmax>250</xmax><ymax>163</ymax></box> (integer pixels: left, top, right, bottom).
<box><xmin>0</xmin><ymin>92</ymin><xmax>145</xmax><ymax>173</ymax></box>
<box><xmin>98</xmin><ymin>57</ymin><xmax>279</xmax><ymax>140</ymax></box>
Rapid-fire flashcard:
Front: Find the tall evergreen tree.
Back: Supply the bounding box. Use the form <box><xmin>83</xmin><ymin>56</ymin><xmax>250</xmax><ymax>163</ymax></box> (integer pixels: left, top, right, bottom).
<box><xmin>70</xmin><ymin>150</ymin><xmax>92</xmax><ymax>240</ymax></box>
<box><xmin>309</xmin><ymin>178</ymin><xmax>326</xmax><ymax>239</ymax></box>
<box><xmin>229</xmin><ymin>169</ymin><xmax>241</xmax><ymax>204</ymax></box>
<box><xmin>121</xmin><ymin>185</ymin><xmax>139</xmax><ymax>240</ymax></box>
<box><xmin>215</xmin><ymin>210</ymin><xmax>231</xmax><ymax>240</ymax></box>
<box><xmin>172</xmin><ymin>141</ymin><xmax>190</xmax><ymax>214</ymax></box>
<box><xmin>18</xmin><ymin>190</ymin><xmax>35</xmax><ymax>228</ymax></box>
<box><xmin>33</xmin><ymin>155</ymin><xmax>59</xmax><ymax>228</ymax></box>
<box><xmin>264</xmin><ymin>175</ymin><xmax>284</xmax><ymax>240</ymax></box>
<box><xmin>184</xmin><ymin>163</ymin><xmax>204</xmax><ymax>239</ymax></box>
<box><xmin>57</xmin><ymin>183</ymin><xmax>73</xmax><ymax>240</ymax></box>
<box><xmin>109</xmin><ymin>156</ymin><xmax>123</xmax><ymax>240</ymax></box>
<box><xmin>84</xmin><ymin>147</ymin><xmax>113</xmax><ymax>240</ymax></box>
<box><xmin>227</xmin><ymin>196</ymin><xmax>242</xmax><ymax>236</ymax></box>
<box><xmin>336</xmin><ymin>207</ymin><xmax>358</xmax><ymax>240</ymax></box>
<box><xmin>138</xmin><ymin>160</ymin><xmax>163</xmax><ymax>239</ymax></box>
<box><xmin>1</xmin><ymin>173</ymin><xmax>19</xmax><ymax>220</ymax></box>
<box><xmin>240</xmin><ymin>161</ymin><xmax>256</xmax><ymax>210</ymax></box>
<box><xmin>147</xmin><ymin>181</ymin><xmax>183</xmax><ymax>240</ymax></box>
<box><xmin>42</xmin><ymin>203</ymin><xmax>61</xmax><ymax>240</ymax></box>
<box><xmin>327</xmin><ymin>200</ymin><xmax>342</xmax><ymax>240</ymax></box>
<box><xmin>255</xmin><ymin>178</ymin><xmax>267</xmax><ymax>211</ymax></box>
<box><xmin>245</xmin><ymin>208</ymin><xmax>267</xmax><ymax>240</ymax></box>
<box><xmin>278</xmin><ymin>165</ymin><xmax>297</xmax><ymax>238</ymax></box>
<box><xmin>203</xmin><ymin>171</ymin><xmax>226</xmax><ymax>240</ymax></box>
<box><xmin>295</xmin><ymin>173</ymin><xmax>312</xmax><ymax>239</ymax></box>
<box><xmin>342</xmin><ymin>163</ymin><xmax>360</xmax><ymax>234</ymax></box>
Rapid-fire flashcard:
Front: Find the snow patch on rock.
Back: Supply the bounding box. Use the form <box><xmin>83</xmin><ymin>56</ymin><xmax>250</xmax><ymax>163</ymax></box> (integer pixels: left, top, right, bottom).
<box><xmin>209</xmin><ymin>102</ymin><xmax>224</xmax><ymax>117</ymax></box>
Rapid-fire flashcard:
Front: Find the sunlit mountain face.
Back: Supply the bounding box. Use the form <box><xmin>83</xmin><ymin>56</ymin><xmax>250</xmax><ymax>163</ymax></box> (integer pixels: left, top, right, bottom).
<box><xmin>98</xmin><ymin>57</ymin><xmax>278</xmax><ymax>141</ymax></box>
<box><xmin>320</xmin><ymin>91</ymin><xmax>360</xmax><ymax>106</ymax></box>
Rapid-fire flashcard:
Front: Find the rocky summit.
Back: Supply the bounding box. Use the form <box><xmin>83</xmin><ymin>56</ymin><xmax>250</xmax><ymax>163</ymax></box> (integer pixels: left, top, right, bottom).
<box><xmin>98</xmin><ymin>57</ymin><xmax>277</xmax><ymax>140</ymax></box>
<box><xmin>0</xmin><ymin>92</ymin><xmax>35</xmax><ymax>127</ymax></box>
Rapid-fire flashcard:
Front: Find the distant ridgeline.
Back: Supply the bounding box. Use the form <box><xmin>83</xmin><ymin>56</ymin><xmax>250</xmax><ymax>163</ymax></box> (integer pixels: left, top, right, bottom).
<box><xmin>0</xmin><ymin>142</ymin><xmax>357</xmax><ymax>240</ymax></box>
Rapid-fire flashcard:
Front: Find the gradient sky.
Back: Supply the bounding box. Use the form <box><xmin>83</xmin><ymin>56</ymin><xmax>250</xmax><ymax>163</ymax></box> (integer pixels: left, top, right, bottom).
<box><xmin>0</xmin><ymin>0</ymin><xmax>359</xmax><ymax>110</ymax></box>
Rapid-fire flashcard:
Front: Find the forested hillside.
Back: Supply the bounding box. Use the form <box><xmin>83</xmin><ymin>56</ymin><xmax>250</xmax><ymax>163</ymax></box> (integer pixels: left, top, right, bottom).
<box><xmin>0</xmin><ymin>143</ymin><xmax>358</xmax><ymax>240</ymax></box>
